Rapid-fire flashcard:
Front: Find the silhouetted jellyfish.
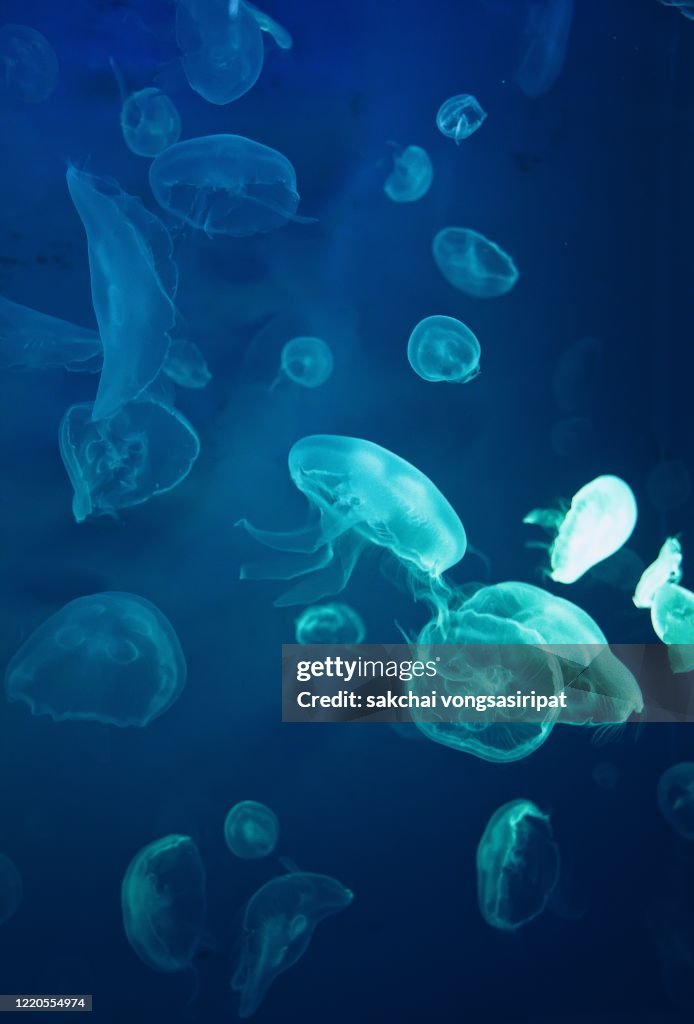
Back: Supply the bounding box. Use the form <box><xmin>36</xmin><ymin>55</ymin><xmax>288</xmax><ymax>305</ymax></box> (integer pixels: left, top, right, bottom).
<box><xmin>0</xmin><ymin>295</ymin><xmax>101</xmax><ymax>373</ymax></box>
<box><xmin>0</xmin><ymin>854</ymin><xmax>22</xmax><ymax>925</ymax></box>
<box><xmin>59</xmin><ymin>399</ymin><xmax>200</xmax><ymax>523</ymax></box>
<box><xmin>120</xmin><ymin>87</ymin><xmax>181</xmax><ymax>158</ymax></box>
<box><xmin>633</xmin><ymin>538</ymin><xmax>682</xmax><ymax>610</ymax></box>
<box><xmin>232</xmin><ymin>871</ymin><xmax>353</xmax><ymax>1017</ymax></box>
<box><xmin>0</xmin><ymin>24</ymin><xmax>58</xmax><ymax>102</ymax></box>
<box><xmin>552</xmin><ymin>336</ymin><xmax>603</xmax><ymax>414</ymax></box>
<box><xmin>592</xmin><ymin>761</ymin><xmax>619</xmax><ymax>790</ymax></box>
<box><xmin>436</xmin><ymin>94</ymin><xmax>487</xmax><ymax>143</ymax></box>
<box><xmin>162</xmin><ymin>337</ymin><xmax>211</xmax><ymax>389</ymax></box>
<box><xmin>176</xmin><ymin>0</ymin><xmax>264</xmax><ymax>105</ymax></box>
<box><xmin>277</xmin><ymin>336</ymin><xmax>333</xmax><ymax>388</ymax></box>
<box><xmin>647</xmin><ymin>459</ymin><xmax>691</xmax><ymax>512</ymax></box>
<box><xmin>658</xmin><ymin>0</ymin><xmax>694</xmax><ymax>20</ymax></box>
<box><xmin>658</xmin><ymin>764</ymin><xmax>694</xmax><ymax>840</ymax></box>
<box><xmin>516</xmin><ymin>0</ymin><xmax>574</xmax><ymax>98</ymax></box>
<box><xmin>224</xmin><ymin>801</ymin><xmax>279</xmax><ymax>859</ymax></box>
<box><xmin>407</xmin><ymin>315</ymin><xmax>481</xmax><ymax>384</ymax></box>
<box><xmin>121</xmin><ymin>834</ymin><xmax>206</xmax><ymax>972</ymax></box>
<box><xmin>650</xmin><ymin>584</ymin><xmax>694</xmax><ymax>674</ymax></box>
<box><xmin>384</xmin><ymin>145</ymin><xmax>433</xmax><ymax>203</ymax></box>
<box><xmin>295</xmin><ymin>602</ymin><xmax>366</xmax><ymax>644</ymax></box>
<box><xmin>149</xmin><ymin>134</ymin><xmax>302</xmax><ymax>238</ymax></box>
<box><xmin>238</xmin><ymin>435</ymin><xmax>467</xmax><ymax>606</ymax></box>
<box><xmin>477</xmin><ymin>799</ymin><xmax>559</xmax><ymax>931</ymax></box>
<box><xmin>5</xmin><ymin>592</ymin><xmax>186</xmax><ymax>727</ymax></box>
<box><xmin>433</xmin><ymin>227</ymin><xmax>518</xmax><ymax>298</ymax></box>
<box><xmin>524</xmin><ymin>475</ymin><xmax>638</xmax><ymax>584</ymax></box>
<box><xmin>66</xmin><ymin>166</ymin><xmax>178</xmax><ymax>421</ymax></box>
<box><xmin>246</xmin><ymin>2</ymin><xmax>293</xmax><ymax>48</ymax></box>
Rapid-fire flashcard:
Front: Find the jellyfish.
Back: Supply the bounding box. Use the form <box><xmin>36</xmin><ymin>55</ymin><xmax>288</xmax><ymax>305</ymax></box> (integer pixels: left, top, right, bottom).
<box><xmin>120</xmin><ymin>87</ymin><xmax>182</xmax><ymax>158</ymax></box>
<box><xmin>436</xmin><ymin>94</ymin><xmax>487</xmax><ymax>143</ymax></box>
<box><xmin>294</xmin><ymin>602</ymin><xmax>366</xmax><ymax>644</ymax></box>
<box><xmin>647</xmin><ymin>459</ymin><xmax>691</xmax><ymax>512</ymax></box>
<box><xmin>650</xmin><ymin>584</ymin><xmax>694</xmax><ymax>674</ymax></box>
<box><xmin>633</xmin><ymin>538</ymin><xmax>683</xmax><ymax>610</ymax></box>
<box><xmin>657</xmin><ymin>0</ymin><xmax>694</xmax><ymax>20</ymax></box>
<box><xmin>407</xmin><ymin>315</ymin><xmax>481</xmax><ymax>384</ymax></box>
<box><xmin>121</xmin><ymin>834</ymin><xmax>206</xmax><ymax>972</ymax></box>
<box><xmin>176</xmin><ymin>0</ymin><xmax>264</xmax><ymax>105</ymax></box>
<box><xmin>516</xmin><ymin>0</ymin><xmax>574</xmax><ymax>98</ymax></box>
<box><xmin>657</xmin><ymin>763</ymin><xmax>694</xmax><ymax>841</ymax></box>
<box><xmin>524</xmin><ymin>475</ymin><xmax>638</xmax><ymax>584</ymax></box>
<box><xmin>224</xmin><ymin>801</ymin><xmax>279</xmax><ymax>859</ymax></box>
<box><xmin>66</xmin><ymin>166</ymin><xmax>178</xmax><ymax>422</ymax></box>
<box><xmin>5</xmin><ymin>592</ymin><xmax>186</xmax><ymax>727</ymax></box>
<box><xmin>0</xmin><ymin>854</ymin><xmax>22</xmax><ymax>925</ymax></box>
<box><xmin>0</xmin><ymin>24</ymin><xmax>58</xmax><ymax>102</ymax></box>
<box><xmin>275</xmin><ymin>336</ymin><xmax>333</xmax><ymax>389</ymax></box>
<box><xmin>0</xmin><ymin>295</ymin><xmax>101</xmax><ymax>373</ymax></box>
<box><xmin>59</xmin><ymin>399</ymin><xmax>200</xmax><ymax>523</ymax></box>
<box><xmin>477</xmin><ymin>799</ymin><xmax>559</xmax><ymax>931</ymax></box>
<box><xmin>432</xmin><ymin>227</ymin><xmax>519</xmax><ymax>298</ymax></box>
<box><xmin>238</xmin><ymin>435</ymin><xmax>467</xmax><ymax>607</ymax></box>
<box><xmin>592</xmin><ymin>761</ymin><xmax>619</xmax><ymax>790</ymax></box>
<box><xmin>384</xmin><ymin>145</ymin><xmax>433</xmax><ymax>203</ymax></box>
<box><xmin>162</xmin><ymin>337</ymin><xmax>212</xmax><ymax>389</ymax></box>
<box><xmin>245</xmin><ymin>2</ymin><xmax>293</xmax><ymax>49</ymax></box>
<box><xmin>149</xmin><ymin>134</ymin><xmax>303</xmax><ymax>238</ymax></box>
<box><xmin>232</xmin><ymin>870</ymin><xmax>353</xmax><ymax>1017</ymax></box>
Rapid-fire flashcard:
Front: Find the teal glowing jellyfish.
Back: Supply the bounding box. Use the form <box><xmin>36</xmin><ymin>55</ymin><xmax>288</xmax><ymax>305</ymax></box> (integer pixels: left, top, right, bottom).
<box><xmin>657</xmin><ymin>0</ymin><xmax>694</xmax><ymax>20</ymax></box>
<box><xmin>436</xmin><ymin>94</ymin><xmax>487</xmax><ymax>143</ymax></box>
<box><xmin>6</xmin><ymin>593</ymin><xmax>186</xmax><ymax>727</ymax></box>
<box><xmin>176</xmin><ymin>0</ymin><xmax>264</xmax><ymax>105</ymax></box>
<box><xmin>67</xmin><ymin>166</ymin><xmax>178</xmax><ymax>422</ymax></box>
<box><xmin>516</xmin><ymin>0</ymin><xmax>574</xmax><ymax>98</ymax></box>
<box><xmin>224</xmin><ymin>801</ymin><xmax>279</xmax><ymax>859</ymax></box>
<box><xmin>275</xmin><ymin>336</ymin><xmax>333</xmax><ymax>389</ymax></box>
<box><xmin>433</xmin><ymin>227</ymin><xmax>518</xmax><ymax>298</ymax></box>
<box><xmin>658</xmin><ymin>763</ymin><xmax>694</xmax><ymax>840</ymax></box>
<box><xmin>238</xmin><ymin>435</ymin><xmax>467</xmax><ymax>606</ymax></box>
<box><xmin>384</xmin><ymin>145</ymin><xmax>433</xmax><ymax>203</ymax></box>
<box><xmin>149</xmin><ymin>134</ymin><xmax>302</xmax><ymax>238</ymax></box>
<box><xmin>477</xmin><ymin>799</ymin><xmax>559</xmax><ymax>931</ymax></box>
<box><xmin>162</xmin><ymin>337</ymin><xmax>212</xmax><ymax>389</ymax></box>
<box><xmin>524</xmin><ymin>475</ymin><xmax>638</xmax><ymax>584</ymax></box>
<box><xmin>246</xmin><ymin>2</ymin><xmax>293</xmax><ymax>48</ymax></box>
<box><xmin>651</xmin><ymin>584</ymin><xmax>694</xmax><ymax>674</ymax></box>
<box><xmin>295</xmin><ymin>602</ymin><xmax>366</xmax><ymax>644</ymax></box>
<box><xmin>122</xmin><ymin>835</ymin><xmax>206</xmax><ymax>972</ymax></box>
<box><xmin>59</xmin><ymin>399</ymin><xmax>200</xmax><ymax>523</ymax></box>
<box><xmin>633</xmin><ymin>538</ymin><xmax>683</xmax><ymax>610</ymax></box>
<box><xmin>232</xmin><ymin>871</ymin><xmax>353</xmax><ymax>1018</ymax></box>
<box><xmin>120</xmin><ymin>87</ymin><xmax>181</xmax><ymax>158</ymax></box>
<box><xmin>407</xmin><ymin>315</ymin><xmax>481</xmax><ymax>384</ymax></box>
<box><xmin>0</xmin><ymin>295</ymin><xmax>101</xmax><ymax>372</ymax></box>
<box><xmin>0</xmin><ymin>855</ymin><xmax>22</xmax><ymax>926</ymax></box>
<box><xmin>0</xmin><ymin>24</ymin><xmax>58</xmax><ymax>102</ymax></box>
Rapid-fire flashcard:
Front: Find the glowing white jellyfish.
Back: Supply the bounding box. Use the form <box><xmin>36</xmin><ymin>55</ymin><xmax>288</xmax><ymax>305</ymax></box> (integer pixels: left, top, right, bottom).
<box><xmin>633</xmin><ymin>538</ymin><xmax>683</xmax><ymax>609</ymax></box>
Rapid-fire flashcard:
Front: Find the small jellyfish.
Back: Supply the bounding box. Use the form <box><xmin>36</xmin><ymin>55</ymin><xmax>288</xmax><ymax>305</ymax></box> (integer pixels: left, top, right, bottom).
<box><xmin>232</xmin><ymin>871</ymin><xmax>353</xmax><ymax>1017</ymax></box>
<box><xmin>121</xmin><ymin>835</ymin><xmax>206</xmax><ymax>972</ymax></box>
<box><xmin>384</xmin><ymin>145</ymin><xmax>433</xmax><ymax>203</ymax></box>
<box><xmin>477</xmin><ymin>799</ymin><xmax>560</xmax><ymax>931</ymax></box>
<box><xmin>275</xmin><ymin>336</ymin><xmax>333</xmax><ymax>389</ymax></box>
<box><xmin>295</xmin><ymin>602</ymin><xmax>366</xmax><ymax>644</ymax></box>
<box><xmin>120</xmin><ymin>87</ymin><xmax>182</xmax><ymax>158</ymax></box>
<box><xmin>59</xmin><ymin>399</ymin><xmax>200</xmax><ymax>523</ymax></box>
<box><xmin>238</xmin><ymin>435</ymin><xmax>467</xmax><ymax>606</ymax></box>
<box><xmin>436</xmin><ymin>94</ymin><xmax>487</xmax><ymax>143</ymax></box>
<box><xmin>162</xmin><ymin>337</ymin><xmax>212</xmax><ymax>389</ymax></box>
<box><xmin>650</xmin><ymin>584</ymin><xmax>694</xmax><ymax>674</ymax></box>
<box><xmin>657</xmin><ymin>763</ymin><xmax>694</xmax><ymax>840</ymax></box>
<box><xmin>224</xmin><ymin>801</ymin><xmax>279</xmax><ymax>859</ymax></box>
<box><xmin>176</xmin><ymin>0</ymin><xmax>264</xmax><ymax>105</ymax></box>
<box><xmin>0</xmin><ymin>295</ymin><xmax>101</xmax><ymax>373</ymax></box>
<box><xmin>149</xmin><ymin>134</ymin><xmax>302</xmax><ymax>238</ymax></box>
<box><xmin>524</xmin><ymin>475</ymin><xmax>638</xmax><ymax>584</ymax></box>
<box><xmin>245</xmin><ymin>2</ymin><xmax>293</xmax><ymax>48</ymax></box>
<box><xmin>647</xmin><ymin>459</ymin><xmax>691</xmax><ymax>512</ymax></box>
<box><xmin>633</xmin><ymin>538</ymin><xmax>683</xmax><ymax>610</ymax></box>
<box><xmin>0</xmin><ymin>854</ymin><xmax>22</xmax><ymax>925</ymax></box>
<box><xmin>516</xmin><ymin>0</ymin><xmax>574</xmax><ymax>98</ymax></box>
<box><xmin>0</xmin><ymin>24</ymin><xmax>58</xmax><ymax>102</ymax></box>
<box><xmin>433</xmin><ymin>227</ymin><xmax>518</xmax><ymax>298</ymax></box>
<box><xmin>407</xmin><ymin>315</ymin><xmax>481</xmax><ymax>384</ymax></box>
<box><xmin>5</xmin><ymin>592</ymin><xmax>186</xmax><ymax>727</ymax></box>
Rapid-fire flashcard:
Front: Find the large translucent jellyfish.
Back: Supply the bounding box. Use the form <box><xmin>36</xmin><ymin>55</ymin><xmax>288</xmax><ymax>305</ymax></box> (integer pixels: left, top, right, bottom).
<box><xmin>477</xmin><ymin>799</ymin><xmax>559</xmax><ymax>931</ymax></box>
<box><xmin>232</xmin><ymin>871</ymin><xmax>353</xmax><ymax>1017</ymax></box>
<box><xmin>59</xmin><ymin>399</ymin><xmax>200</xmax><ymax>523</ymax></box>
<box><xmin>432</xmin><ymin>227</ymin><xmax>519</xmax><ymax>298</ymax></box>
<box><xmin>121</xmin><ymin>835</ymin><xmax>206</xmax><ymax>972</ymax></box>
<box><xmin>0</xmin><ymin>295</ymin><xmax>101</xmax><ymax>373</ymax></box>
<box><xmin>516</xmin><ymin>0</ymin><xmax>574</xmax><ymax>98</ymax></box>
<box><xmin>66</xmin><ymin>166</ymin><xmax>178</xmax><ymax>421</ymax></box>
<box><xmin>524</xmin><ymin>475</ymin><xmax>638</xmax><ymax>584</ymax></box>
<box><xmin>657</xmin><ymin>763</ymin><xmax>694</xmax><ymax>841</ymax></box>
<box><xmin>384</xmin><ymin>145</ymin><xmax>433</xmax><ymax>203</ymax></box>
<box><xmin>176</xmin><ymin>0</ymin><xmax>264</xmax><ymax>105</ymax></box>
<box><xmin>120</xmin><ymin>88</ymin><xmax>182</xmax><ymax>158</ymax></box>
<box><xmin>149</xmin><ymin>134</ymin><xmax>302</xmax><ymax>238</ymax></box>
<box><xmin>275</xmin><ymin>336</ymin><xmax>333</xmax><ymax>389</ymax></box>
<box><xmin>238</xmin><ymin>435</ymin><xmax>467</xmax><ymax>607</ymax></box>
<box><xmin>633</xmin><ymin>538</ymin><xmax>683</xmax><ymax>610</ymax></box>
<box><xmin>295</xmin><ymin>602</ymin><xmax>366</xmax><ymax>644</ymax></box>
<box><xmin>436</xmin><ymin>94</ymin><xmax>487</xmax><ymax>143</ymax></box>
<box><xmin>224</xmin><ymin>801</ymin><xmax>279</xmax><ymax>859</ymax></box>
<box><xmin>651</xmin><ymin>584</ymin><xmax>694</xmax><ymax>674</ymax></box>
<box><xmin>5</xmin><ymin>592</ymin><xmax>186</xmax><ymax>727</ymax></box>
<box><xmin>0</xmin><ymin>24</ymin><xmax>58</xmax><ymax>102</ymax></box>
<box><xmin>162</xmin><ymin>337</ymin><xmax>211</xmax><ymax>389</ymax></box>
<box><xmin>0</xmin><ymin>854</ymin><xmax>22</xmax><ymax>925</ymax></box>
<box><xmin>407</xmin><ymin>315</ymin><xmax>481</xmax><ymax>384</ymax></box>
<box><xmin>245</xmin><ymin>2</ymin><xmax>293</xmax><ymax>49</ymax></box>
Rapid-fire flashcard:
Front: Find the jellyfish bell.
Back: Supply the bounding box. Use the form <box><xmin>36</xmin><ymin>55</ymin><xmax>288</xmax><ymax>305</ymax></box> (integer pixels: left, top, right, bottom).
<box><xmin>432</xmin><ymin>227</ymin><xmax>518</xmax><ymax>298</ymax></box>
<box><xmin>657</xmin><ymin>763</ymin><xmax>694</xmax><ymax>841</ymax></box>
<box><xmin>0</xmin><ymin>24</ymin><xmax>58</xmax><ymax>102</ymax></box>
<box><xmin>277</xmin><ymin>336</ymin><xmax>333</xmax><ymax>389</ymax></box>
<box><xmin>384</xmin><ymin>145</ymin><xmax>433</xmax><ymax>203</ymax></box>
<box><xmin>650</xmin><ymin>584</ymin><xmax>694</xmax><ymax>674</ymax></box>
<box><xmin>120</xmin><ymin>87</ymin><xmax>182</xmax><ymax>158</ymax></box>
<box><xmin>436</xmin><ymin>94</ymin><xmax>487</xmax><ymax>143</ymax></box>
<box><xmin>176</xmin><ymin>0</ymin><xmax>264</xmax><ymax>105</ymax></box>
<box><xmin>516</xmin><ymin>0</ymin><xmax>574</xmax><ymax>98</ymax></box>
<box><xmin>224</xmin><ymin>800</ymin><xmax>279</xmax><ymax>859</ymax></box>
<box><xmin>633</xmin><ymin>538</ymin><xmax>683</xmax><ymax>610</ymax></box>
<box><xmin>407</xmin><ymin>314</ymin><xmax>481</xmax><ymax>384</ymax></box>
<box><xmin>294</xmin><ymin>602</ymin><xmax>366</xmax><ymax>644</ymax></box>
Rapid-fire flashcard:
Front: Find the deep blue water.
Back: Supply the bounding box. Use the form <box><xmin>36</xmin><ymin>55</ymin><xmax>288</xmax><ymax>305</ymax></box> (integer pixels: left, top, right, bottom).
<box><xmin>1</xmin><ymin>0</ymin><xmax>693</xmax><ymax>1020</ymax></box>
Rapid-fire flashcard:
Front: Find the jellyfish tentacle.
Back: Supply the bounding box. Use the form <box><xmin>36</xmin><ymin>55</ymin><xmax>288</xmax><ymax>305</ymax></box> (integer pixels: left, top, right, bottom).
<box><xmin>274</xmin><ymin>534</ymin><xmax>365</xmax><ymax>607</ymax></box>
<box><xmin>237</xmin><ymin>508</ymin><xmax>352</xmax><ymax>554</ymax></box>
<box><xmin>240</xmin><ymin>544</ymin><xmax>334</xmax><ymax>583</ymax></box>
